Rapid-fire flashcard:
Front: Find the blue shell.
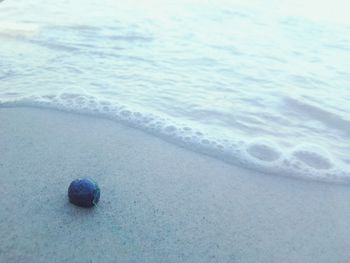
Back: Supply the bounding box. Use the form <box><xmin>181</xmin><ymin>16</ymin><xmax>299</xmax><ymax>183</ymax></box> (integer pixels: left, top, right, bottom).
<box><xmin>68</xmin><ymin>178</ymin><xmax>100</xmax><ymax>208</ymax></box>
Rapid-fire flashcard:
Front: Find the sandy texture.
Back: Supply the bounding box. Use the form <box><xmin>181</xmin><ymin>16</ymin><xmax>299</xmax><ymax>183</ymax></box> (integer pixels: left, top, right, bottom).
<box><xmin>1</xmin><ymin>107</ymin><xmax>350</xmax><ymax>263</ymax></box>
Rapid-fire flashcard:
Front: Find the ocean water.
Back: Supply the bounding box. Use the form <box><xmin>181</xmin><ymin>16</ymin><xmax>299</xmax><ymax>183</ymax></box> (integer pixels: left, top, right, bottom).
<box><xmin>1</xmin><ymin>0</ymin><xmax>350</xmax><ymax>183</ymax></box>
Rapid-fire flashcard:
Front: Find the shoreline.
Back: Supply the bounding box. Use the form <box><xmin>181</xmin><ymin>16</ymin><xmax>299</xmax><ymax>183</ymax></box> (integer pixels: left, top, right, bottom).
<box><xmin>1</xmin><ymin>103</ymin><xmax>347</xmax><ymax>186</ymax></box>
<box><xmin>1</xmin><ymin>107</ymin><xmax>350</xmax><ymax>262</ymax></box>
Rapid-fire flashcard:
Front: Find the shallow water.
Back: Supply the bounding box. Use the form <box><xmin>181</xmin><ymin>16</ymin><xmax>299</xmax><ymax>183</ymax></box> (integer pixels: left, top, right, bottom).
<box><xmin>1</xmin><ymin>0</ymin><xmax>350</xmax><ymax>183</ymax></box>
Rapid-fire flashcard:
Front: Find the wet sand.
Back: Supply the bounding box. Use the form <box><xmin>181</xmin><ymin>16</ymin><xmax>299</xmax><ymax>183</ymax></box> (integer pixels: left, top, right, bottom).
<box><xmin>1</xmin><ymin>107</ymin><xmax>350</xmax><ymax>263</ymax></box>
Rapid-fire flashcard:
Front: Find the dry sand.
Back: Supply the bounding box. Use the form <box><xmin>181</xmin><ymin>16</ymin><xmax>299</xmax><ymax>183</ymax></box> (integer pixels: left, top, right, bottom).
<box><xmin>1</xmin><ymin>107</ymin><xmax>350</xmax><ymax>262</ymax></box>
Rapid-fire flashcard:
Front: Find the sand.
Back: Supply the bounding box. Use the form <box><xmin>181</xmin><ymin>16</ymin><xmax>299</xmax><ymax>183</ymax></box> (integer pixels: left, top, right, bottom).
<box><xmin>1</xmin><ymin>107</ymin><xmax>350</xmax><ymax>263</ymax></box>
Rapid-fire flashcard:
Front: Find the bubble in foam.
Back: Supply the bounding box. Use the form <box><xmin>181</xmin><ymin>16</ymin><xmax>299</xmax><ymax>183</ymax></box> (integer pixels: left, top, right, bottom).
<box><xmin>42</xmin><ymin>94</ymin><xmax>55</xmax><ymax>99</ymax></box>
<box><xmin>164</xmin><ymin>125</ymin><xmax>176</xmax><ymax>133</ymax></box>
<box><xmin>74</xmin><ymin>96</ymin><xmax>85</xmax><ymax>105</ymax></box>
<box><xmin>100</xmin><ymin>100</ymin><xmax>111</xmax><ymax>106</ymax></box>
<box><xmin>291</xmin><ymin>145</ymin><xmax>333</xmax><ymax>170</ymax></box>
<box><xmin>201</xmin><ymin>139</ymin><xmax>209</xmax><ymax>144</ymax></box>
<box><xmin>133</xmin><ymin>112</ymin><xmax>142</xmax><ymax>117</ymax></box>
<box><xmin>121</xmin><ymin>110</ymin><xmax>131</xmax><ymax>117</ymax></box>
<box><xmin>283</xmin><ymin>160</ymin><xmax>290</xmax><ymax>166</ymax></box>
<box><xmin>87</xmin><ymin>99</ymin><xmax>97</xmax><ymax>106</ymax></box>
<box><xmin>246</xmin><ymin>140</ymin><xmax>281</xmax><ymax>162</ymax></box>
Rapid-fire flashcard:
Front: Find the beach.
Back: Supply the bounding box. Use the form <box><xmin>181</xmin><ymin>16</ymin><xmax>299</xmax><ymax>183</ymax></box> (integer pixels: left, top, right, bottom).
<box><xmin>1</xmin><ymin>107</ymin><xmax>350</xmax><ymax>262</ymax></box>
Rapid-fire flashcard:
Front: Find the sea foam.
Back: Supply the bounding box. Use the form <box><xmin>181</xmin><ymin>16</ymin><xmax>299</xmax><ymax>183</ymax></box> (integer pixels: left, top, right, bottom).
<box><xmin>1</xmin><ymin>93</ymin><xmax>349</xmax><ymax>184</ymax></box>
